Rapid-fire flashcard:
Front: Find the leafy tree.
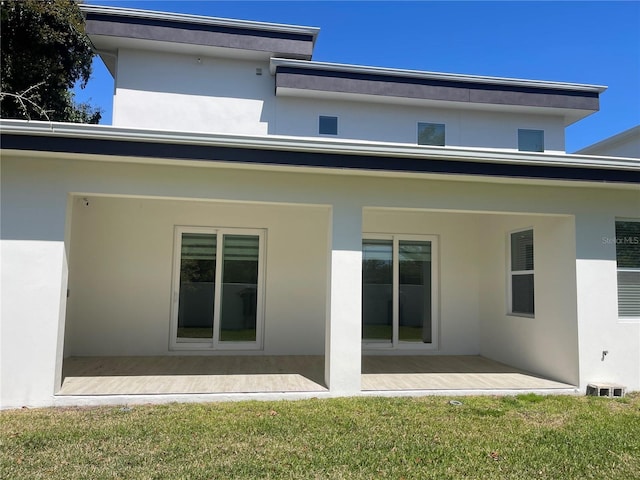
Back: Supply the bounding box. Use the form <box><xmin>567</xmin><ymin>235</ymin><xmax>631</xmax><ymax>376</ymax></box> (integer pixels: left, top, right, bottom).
<box><xmin>0</xmin><ymin>0</ymin><xmax>101</xmax><ymax>123</ymax></box>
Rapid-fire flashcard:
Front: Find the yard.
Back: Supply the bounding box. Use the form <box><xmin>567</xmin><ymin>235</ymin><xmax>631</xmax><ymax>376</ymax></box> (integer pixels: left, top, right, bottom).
<box><xmin>1</xmin><ymin>394</ymin><xmax>639</xmax><ymax>479</ymax></box>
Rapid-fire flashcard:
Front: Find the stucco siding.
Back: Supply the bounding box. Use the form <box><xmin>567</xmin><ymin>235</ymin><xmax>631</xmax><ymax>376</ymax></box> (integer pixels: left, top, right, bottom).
<box><xmin>65</xmin><ymin>197</ymin><xmax>330</xmax><ymax>357</ymax></box>
<box><xmin>1</xmin><ymin>153</ymin><xmax>638</xmax><ymax>407</ymax></box>
<box><xmin>114</xmin><ymin>50</ymin><xmax>275</xmax><ymax>134</ymax></box>
<box><xmin>477</xmin><ymin>214</ymin><xmax>580</xmax><ymax>386</ymax></box>
<box><xmin>575</xmin><ymin>214</ymin><xmax>640</xmax><ymax>391</ymax></box>
<box><xmin>111</xmin><ymin>49</ymin><xmax>566</xmax><ymax>152</ymax></box>
<box><xmin>362</xmin><ymin>209</ymin><xmax>482</xmax><ymax>354</ymax></box>
<box><xmin>274</xmin><ymin>97</ymin><xmax>565</xmax><ymax>152</ymax></box>
<box><xmin>0</xmin><ymin>241</ymin><xmax>68</xmax><ymax>407</ymax></box>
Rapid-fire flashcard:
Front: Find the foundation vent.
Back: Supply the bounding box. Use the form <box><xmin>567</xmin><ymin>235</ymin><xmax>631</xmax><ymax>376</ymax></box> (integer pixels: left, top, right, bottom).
<box><xmin>586</xmin><ymin>383</ymin><xmax>626</xmax><ymax>398</ymax></box>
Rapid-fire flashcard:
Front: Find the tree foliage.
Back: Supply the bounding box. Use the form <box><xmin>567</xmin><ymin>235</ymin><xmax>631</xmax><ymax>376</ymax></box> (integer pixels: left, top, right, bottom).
<box><xmin>0</xmin><ymin>0</ymin><xmax>101</xmax><ymax>123</ymax></box>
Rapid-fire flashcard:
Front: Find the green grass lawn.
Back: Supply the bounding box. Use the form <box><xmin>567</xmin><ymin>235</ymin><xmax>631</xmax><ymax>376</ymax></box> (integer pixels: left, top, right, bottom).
<box><xmin>1</xmin><ymin>394</ymin><xmax>639</xmax><ymax>479</ymax></box>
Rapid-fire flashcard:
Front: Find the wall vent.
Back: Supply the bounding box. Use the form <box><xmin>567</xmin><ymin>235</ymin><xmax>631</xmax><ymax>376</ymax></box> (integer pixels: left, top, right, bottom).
<box><xmin>586</xmin><ymin>383</ymin><xmax>626</xmax><ymax>398</ymax></box>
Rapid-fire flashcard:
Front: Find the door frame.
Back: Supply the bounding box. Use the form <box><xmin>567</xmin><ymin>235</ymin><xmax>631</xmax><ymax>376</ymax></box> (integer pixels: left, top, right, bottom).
<box><xmin>169</xmin><ymin>225</ymin><xmax>266</xmax><ymax>351</ymax></box>
<box><xmin>362</xmin><ymin>233</ymin><xmax>439</xmax><ymax>351</ymax></box>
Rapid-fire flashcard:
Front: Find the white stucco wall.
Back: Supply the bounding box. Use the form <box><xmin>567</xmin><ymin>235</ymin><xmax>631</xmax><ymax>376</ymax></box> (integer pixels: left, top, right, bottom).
<box><xmin>111</xmin><ymin>49</ymin><xmax>566</xmax><ymax>152</ymax></box>
<box><xmin>576</xmin><ymin>126</ymin><xmax>640</xmax><ymax>158</ymax></box>
<box><xmin>574</xmin><ymin>213</ymin><xmax>640</xmax><ymax>391</ymax></box>
<box><xmin>477</xmin><ymin>214</ymin><xmax>580</xmax><ymax>385</ymax></box>
<box><xmin>64</xmin><ymin>196</ymin><xmax>329</xmax><ymax>357</ymax></box>
<box><xmin>1</xmin><ymin>152</ymin><xmax>638</xmax><ymax>407</ymax></box>
<box><xmin>113</xmin><ymin>49</ymin><xmax>275</xmax><ymax>135</ymax></box>
<box><xmin>326</xmin><ymin>204</ymin><xmax>363</xmax><ymax>394</ymax></box>
<box><xmin>1</xmin><ymin>241</ymin><xmax>68</xmax><ymax>408</ymax></box>
<box><xmin>582</xmin><ymin>141</ymin><xmax>640</xmax><ymax>159</ymax></box>
<box><xmin>275</xmin><ymin>97</ymin><xmax>566</xmax><ymax>153</ymax></box>
<box><xmin>362</xmin><ymin>210</ymin><xmax>482</xmax><ymax>354</ymax></box>
<box><xmin>1</xmin><ymin>158</ymin><xmax>72</xmax><ymax>408</ymax></box>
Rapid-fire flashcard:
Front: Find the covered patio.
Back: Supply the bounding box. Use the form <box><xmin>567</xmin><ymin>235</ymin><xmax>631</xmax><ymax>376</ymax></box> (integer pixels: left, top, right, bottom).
<box><xmin>60</xmin><ymin>197</ymin><xmax>581</xmax><ymax>402</ymax></box>
<box><xmin>58</xmin><ymin>355</ymin><xmax>575</xmax><ymax>397</ymax></box>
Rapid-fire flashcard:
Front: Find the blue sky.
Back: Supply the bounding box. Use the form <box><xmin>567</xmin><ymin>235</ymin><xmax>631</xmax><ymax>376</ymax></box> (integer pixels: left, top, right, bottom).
<box><xmin>78</xmin><ymin>1</ymin><xmax>640</xmax><ymax>152</ymax></box>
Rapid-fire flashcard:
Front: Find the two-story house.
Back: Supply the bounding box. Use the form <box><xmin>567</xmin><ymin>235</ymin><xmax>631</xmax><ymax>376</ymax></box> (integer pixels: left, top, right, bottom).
<box><xmin>1</xmin><ymin>5</ymin><xmax>638</xmax><ymax>408</ymax></box>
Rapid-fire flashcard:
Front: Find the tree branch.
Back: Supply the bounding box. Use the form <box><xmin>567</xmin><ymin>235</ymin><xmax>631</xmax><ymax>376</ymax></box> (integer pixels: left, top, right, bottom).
<box><xmin>0</xmin><ymin>82</ymin><xmax>53</xmax><ymax>121</ymax></box>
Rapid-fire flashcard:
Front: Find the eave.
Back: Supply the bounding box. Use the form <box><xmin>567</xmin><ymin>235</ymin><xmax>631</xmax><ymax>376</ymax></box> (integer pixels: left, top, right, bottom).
<box><xmin>576</xmin><ymin>125</ymin><xmax>640</xmax><ymax>156</ymax></box>
<box><xmin>81</xmin><ymin>4</ymin><xmax>320</xmax><ymax>75</ymax></box>
<box><xmin>1</xmin><ymin>120</ymin><xmax>638</xmax><ymax>186</ymax></box>
<box><xmin>271</xmin><ymin>59</ymin><xmax>605</xmax><ymax>126</ymax></box>
<box><xmin>270</xmin><ymin>58</ymin><xmax>606</xmax><ymax>93</ymax></box>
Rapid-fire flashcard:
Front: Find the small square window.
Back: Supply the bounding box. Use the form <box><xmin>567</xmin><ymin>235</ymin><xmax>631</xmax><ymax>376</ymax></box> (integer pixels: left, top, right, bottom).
<box><xmin>319</xmin><ymin>116</ymin><xmax>338</xmax><ymax>135</ymax></box>
<box><xmin>518</xmin><ymin>129</ymin><xmax>544</xmax><ymax>152</ymax></box>
<box><xmin>418</xmin><ymin>123</ymin><xmax>445</xmax><ymax>146</ymax></box>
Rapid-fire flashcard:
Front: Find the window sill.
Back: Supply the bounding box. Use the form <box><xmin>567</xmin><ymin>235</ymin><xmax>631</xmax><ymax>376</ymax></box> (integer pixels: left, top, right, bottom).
<box><xmin>362</xmin><ymin>342</ymin><xmax>438</xmax><ymax>352</ymax></box>
<box><xmin>507</xmin><ymin>312</ymin><xmax>535</xmax><ymax>319</ymax></box>
<box><xmin>170</xmin><ymin>343</ymin><xmax>263</xmax><ymax>351</ymax></box>
<box><xmin>618</xmin><ymin>317</ymin><xmax>640</xmax><ymax>323</ymax></box>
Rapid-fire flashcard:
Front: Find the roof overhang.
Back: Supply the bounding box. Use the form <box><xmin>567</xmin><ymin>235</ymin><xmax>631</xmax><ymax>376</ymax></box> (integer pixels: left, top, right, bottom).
<box><xmin>576</xmin><ymin>125</ymin><xmax>640</xmax><ymax>156</ymax></box>
<box><xmin>271</xmin><ymin>59</ymin><xmax>606</xmax><ymax>126</ymax></box>
<box><xmin>1</xmin><ymin>120</ymin><xmax>638</xmax><ymax>186</ymax></box>
<box><xmin>81</xmin><ymin>5</ymin><xmax>320</xmax><ymax>76</ymax></box>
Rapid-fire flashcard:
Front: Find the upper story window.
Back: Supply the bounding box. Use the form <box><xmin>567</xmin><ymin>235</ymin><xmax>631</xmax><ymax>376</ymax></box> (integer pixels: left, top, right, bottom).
<box><xmin>615</xmin><ymin>219</ymin><xmax>640</xmax><ymax>318</ymax></box>
<box><xmin>418</xmin><ymin>122</ymin><xmax>445</xmax><ymax>146</ymax></box>
<box><xmin>518</xmin><ymin>129</ymin><xmax>544</xmax><ymax>152</ymax></box>
<box><xmin>319</xmin><ymin>116</ymin><xmax>338</xmax><ymax>135</ymax></box>
<box><xmin>509</xmin><ymin>228</ymin><xmax>535</xmax><ymax>316</ymax></box>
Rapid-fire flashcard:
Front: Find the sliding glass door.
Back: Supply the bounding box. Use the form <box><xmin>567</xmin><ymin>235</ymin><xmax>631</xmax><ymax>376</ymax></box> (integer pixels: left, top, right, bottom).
<box><xmin>362</xmin><ymin>240</ymin><xmax>393</xmax><ymax>343</ymax></box>
<box><xmin>219</xmin><ymin>235</ymin><xmax>260</xmax><ymax>342</ymax></box>
<box><xmin>177</xmin><ymin>232</ymin><xmax>217</xmax><ymax>340</ymax></box>
<box><xmin>398</xmin><ymin>240</ymin><xmax>433</xmax><ymax>343</ymax></box>
<box><xmin>362</xmin><ymin>235</ymin><xmax>437</xmax><ymax>348</ymax></box>
<box><xmin>171</xmin><ymin>227</ymin><xmax>264</xmax><ymax>350</ymax></box>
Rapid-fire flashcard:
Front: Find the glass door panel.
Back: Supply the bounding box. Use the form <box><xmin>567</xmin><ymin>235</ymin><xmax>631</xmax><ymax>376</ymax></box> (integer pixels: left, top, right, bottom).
<box><xmin>177</xmin><ymin>233</ymin><xmax>216</xmax><ymax>340</ymax></box>
<box><xmin>398</xmin><ymin>240</ymin><xmax>432</xmax><ymax>343</ymax></box>
<box><xmin>362</xmin><ymin>239</ymin><xmax>393</xmax><ymax>343</ymax></box>
<box><xmin>219</xmin><ymin>235</ymin><xmax>260</xmax><ymax>342</ymax></box>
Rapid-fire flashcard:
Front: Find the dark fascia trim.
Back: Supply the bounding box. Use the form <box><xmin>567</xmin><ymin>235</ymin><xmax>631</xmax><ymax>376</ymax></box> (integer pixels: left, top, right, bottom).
<box><xmin>276</xmin><ymin>66</ymin><xmax>600</xmax><ymax>98</ymax></box>
<box><xmin>85</xmin><ymin>12</ymin><xmax>316</xmax><ymax>59</ymax></box>
<box><xmin>86</xmin><ymin>12</ymin><xmax>315</xmax><ymax>42</ymax></box>
<box><xmin>2</xmin><ymin>133</ymin><xmax>638</xmax><ymax>184</ymax></box>
<box><xmin>275</xmin><ymin>66</ymin><xmax>600</xmax><ymax>111</ymax></box>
